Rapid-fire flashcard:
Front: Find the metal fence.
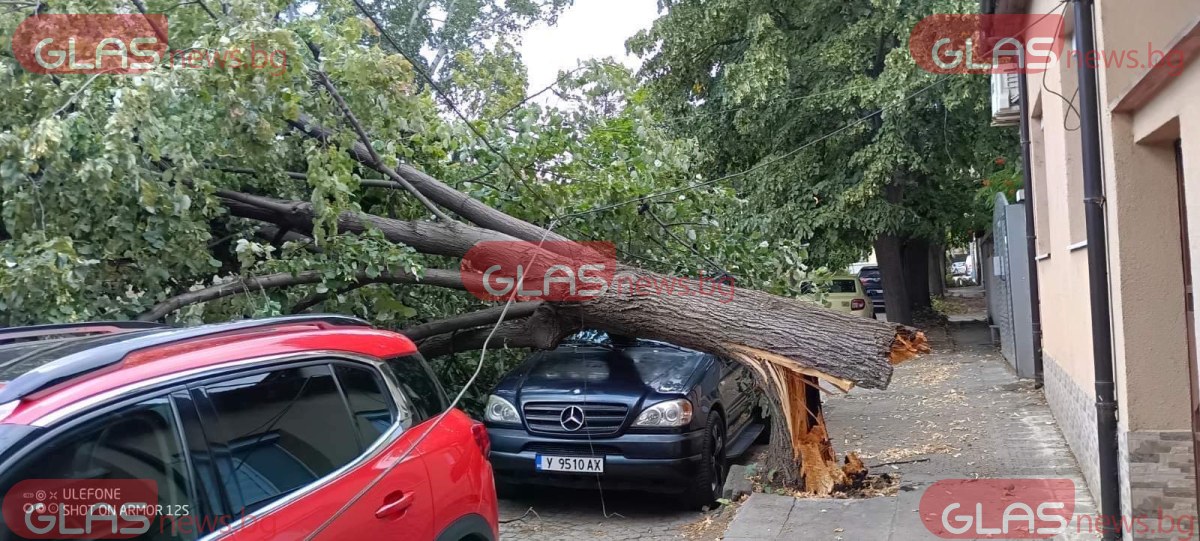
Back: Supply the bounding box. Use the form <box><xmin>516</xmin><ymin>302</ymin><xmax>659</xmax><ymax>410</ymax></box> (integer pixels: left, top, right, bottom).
<box><xmin>985</xmin><ymin>193</ymin><xmax>1036</xmax><ymax>378</ymax></box>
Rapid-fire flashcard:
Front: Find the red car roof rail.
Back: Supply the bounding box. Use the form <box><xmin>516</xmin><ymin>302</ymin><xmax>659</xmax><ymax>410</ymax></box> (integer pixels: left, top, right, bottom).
<box><xmin>0</xmin><ymin>315</ymin><xmax>371</xmax><ymax>404</ymax></box>
<box><xmin>0</xmin><ymin>321</ymin><xmax>170</xmax><ymax>345</ymax></box>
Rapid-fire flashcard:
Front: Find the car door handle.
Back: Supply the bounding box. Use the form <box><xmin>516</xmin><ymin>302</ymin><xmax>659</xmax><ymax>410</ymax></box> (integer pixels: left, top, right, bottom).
<box><xmin>375</xmin><ymin>491</ymin><xmax>414</xmax><ymax>519</ymax></box>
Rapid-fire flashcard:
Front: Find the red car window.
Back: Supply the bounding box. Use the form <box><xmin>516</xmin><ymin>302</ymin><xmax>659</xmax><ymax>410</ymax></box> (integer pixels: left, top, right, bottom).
<box><xmin>333</xmin><ymin>365</ymin><xmax>396</xmax><ymax>448</ymax></box>
<box><xmin>199</xmin><ymin>365</ymin><xmax>360</xmax><ymax>514</ymax></box>
<box><xmin>0</xmin><ymin>397</ymin><xmax>197</xmax><ymax>541</ymax></box>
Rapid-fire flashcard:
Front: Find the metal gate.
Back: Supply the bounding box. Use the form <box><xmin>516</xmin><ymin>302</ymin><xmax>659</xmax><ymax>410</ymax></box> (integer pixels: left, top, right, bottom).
<box><xmin>987</xmin><ymin>193</ymin><xmax>1036</xmax><ymax>378</ymax></box>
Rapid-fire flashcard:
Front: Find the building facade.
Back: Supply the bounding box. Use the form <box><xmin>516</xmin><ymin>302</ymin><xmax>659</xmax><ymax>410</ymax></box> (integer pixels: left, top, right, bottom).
<box><xmin>1000</xmin><ymin>0</ymin><xmax>1200</xmax><ymax>536</ymax></box>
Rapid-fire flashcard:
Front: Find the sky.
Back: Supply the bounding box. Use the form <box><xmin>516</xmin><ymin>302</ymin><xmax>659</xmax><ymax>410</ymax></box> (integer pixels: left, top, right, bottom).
<box><xmin>518</xmin><ymin>0</ymin><xmax>660</xmax><ymax>95</ymax></box>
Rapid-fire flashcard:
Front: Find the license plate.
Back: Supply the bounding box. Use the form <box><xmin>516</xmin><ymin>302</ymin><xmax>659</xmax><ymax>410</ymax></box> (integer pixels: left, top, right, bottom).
<box><xmin>535</xmin><ymin>454</ymin><xmax>604</xmax><ymax>473</ymax></box>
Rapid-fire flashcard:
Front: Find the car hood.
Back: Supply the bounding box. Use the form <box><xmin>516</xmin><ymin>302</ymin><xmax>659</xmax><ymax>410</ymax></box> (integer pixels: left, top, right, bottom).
<box><xmin>506</xmin><ymin>346</ymin><xmax>705</xmax><ymax>406</ymax></box>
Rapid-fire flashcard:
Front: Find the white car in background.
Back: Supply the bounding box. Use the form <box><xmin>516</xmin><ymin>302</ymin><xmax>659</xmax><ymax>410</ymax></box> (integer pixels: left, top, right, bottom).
<box><xmin>800</xmin><ymin>275</ymin><xmax>875</xmax><ymax>318</ymax></box>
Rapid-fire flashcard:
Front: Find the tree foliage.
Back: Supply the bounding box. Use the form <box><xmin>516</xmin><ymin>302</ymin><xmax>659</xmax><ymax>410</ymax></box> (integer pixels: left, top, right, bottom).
<box><xmin>0</xmin><ymin>0</ymin><xmax>827</xmax><ymax>408</ymax></box>
<box><xmin>629</xmin><ymin>0</ymin><xmax>1018</xmax><ymax>288</ymax></box>
<box><xmin>1</xmin><ymin>0</ymin><xmax>935</xmax><ymax>485</ymax></box>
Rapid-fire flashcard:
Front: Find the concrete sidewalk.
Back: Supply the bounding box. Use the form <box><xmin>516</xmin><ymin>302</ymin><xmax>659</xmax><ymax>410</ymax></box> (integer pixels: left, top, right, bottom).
<box><xmin>723</xmin><ymin>322</ymin><xmax>1099</xmax><ymax>540</ymax></box>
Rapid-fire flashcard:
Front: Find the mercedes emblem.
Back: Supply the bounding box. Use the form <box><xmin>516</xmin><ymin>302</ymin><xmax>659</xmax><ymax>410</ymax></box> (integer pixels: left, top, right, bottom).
<box><xmin>559</xmin><ymin>405</ymin><xmax>585</xmax><ymax>432</ymax></box>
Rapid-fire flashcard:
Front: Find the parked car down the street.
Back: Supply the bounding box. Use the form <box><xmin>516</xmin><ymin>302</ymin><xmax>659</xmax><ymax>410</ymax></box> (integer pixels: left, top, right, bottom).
<box><xmin>483</xmin><ymin>334</ymin><xmax>766</xmax><ymax>509</ymax></box>
<box><xmin>856</xmin><ymin>266</ymin><xmax>886</xmax><ymax>313</ymax></box>
<box><xmin>0</xmin><ymin>316</ymin><xmax>497</xmax><ymax>541</ymax></box>
<box><xmin>800</xmin><ymin>275</ymin><xmax>875</xmax><ymax>318</ymax></box>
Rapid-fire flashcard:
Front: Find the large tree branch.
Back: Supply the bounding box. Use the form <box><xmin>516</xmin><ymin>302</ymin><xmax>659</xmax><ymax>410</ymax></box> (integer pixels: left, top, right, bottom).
<box><xmin>214</xmin><ymin>189</ymin><xmax>925</xmax><ymax>388</ymax></box>
<box><xmin>219</xmin><ymin>189</ymin><xmax>516</xmax><ymax>257</ymax></box>
<box><xmin>289</xmin><ymin>114</ymin><xmax>569</xmax><ymax>244</ymax></box>
<box><xmin>415</xmin><ymin>303</ymin><xmax>581</xmax><ymax>358</ymax></box>
<box><xmin>311</xmin><ymin>69</ymin><xmax>452</xmax><ymax>221</ymax></box>
<box><xmin>290</xmin><ymin>283</ymin><xmax>366</xmax><ymax>314</ymax></box>
<box><xmin>402</xmin><ymin>301</ymin><xmax>542</xmax><ymax>341</ymax></box>
<box><xmin>138</xmin><ymin>268</ymin><xmax>464</xmax><ymax>321</ymax></box>
<box><xmin>253</xmin><ymin>224</ymin><xmax>320</xmax><ymax>252</ymax></box>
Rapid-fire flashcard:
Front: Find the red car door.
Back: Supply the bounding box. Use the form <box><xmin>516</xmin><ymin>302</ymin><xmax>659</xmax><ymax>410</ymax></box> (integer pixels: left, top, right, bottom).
<box><xmin>214</xmin><ymin>429</ymin><xmax>437</xmax><ymax>540</ymax></box>
<box><xmin>192</xmin><ymin>360</ymin><xmax>438</xmax><ymax>540</ymax></box>
<box><xmin>267</xmin><ymin>433</ymin><xmax>436</xmax><ymax>539</ymax></box>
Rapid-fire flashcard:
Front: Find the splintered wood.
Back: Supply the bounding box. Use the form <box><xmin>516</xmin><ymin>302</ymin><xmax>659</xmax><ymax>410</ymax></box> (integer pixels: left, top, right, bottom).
<box><xmin>731</xmin><ymin>328</ymin><xmax>930</xmax><ymax>495</ymax></box>
<box><xmin>788</xmin><ymin>372</ymin><xmax>849</xmax><ymax>495</ymax></box>
<box><xmin>890</xmin><ymin>330</ymin><xmax>930</xmax><ymax>364</ymax></box>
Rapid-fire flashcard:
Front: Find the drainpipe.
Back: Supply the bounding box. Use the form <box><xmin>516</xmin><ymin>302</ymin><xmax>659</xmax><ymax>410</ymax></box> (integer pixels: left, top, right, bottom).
<box><xmin>1072</xmin><ymin>0</ymin><xmax>1122</xmax><ymax>538</ymax></box>
<box><xmin>1017</xmin><ymin>61</ymin><xmax>1045</xmax><ymax>386</ymax></box>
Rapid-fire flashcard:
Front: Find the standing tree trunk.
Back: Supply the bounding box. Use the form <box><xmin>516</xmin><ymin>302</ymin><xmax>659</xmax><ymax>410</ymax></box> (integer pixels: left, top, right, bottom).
<box><xmin>904</xmin><ymin>237</ymin><xmax>932</xmax><ymax>312</ymax></box>
<box><xmin>875</xmin><ymin>233</ymin><xmax>912</xmax><ymax>325</ymax></box>
<box><xmin>928</xmin><ymin>243</ymin><xmax>946</xmax><ymax>297</ymax></box>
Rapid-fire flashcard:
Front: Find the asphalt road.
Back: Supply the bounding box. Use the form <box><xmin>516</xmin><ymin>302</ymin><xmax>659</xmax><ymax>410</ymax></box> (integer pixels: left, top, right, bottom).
<box><xmin>497</xmin><ymin>485</ymin><xmax>706</xmax><ymax>540</ymax></box>
<box><xmin>497</xmin><ymin>446</ymin><xmax>764</xmax><ymax>540</ymax></box>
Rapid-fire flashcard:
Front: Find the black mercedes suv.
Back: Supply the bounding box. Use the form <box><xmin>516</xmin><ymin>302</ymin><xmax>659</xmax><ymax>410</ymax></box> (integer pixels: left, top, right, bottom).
<box><xmin>482</xmin><ymin>334</ymin><xmax>766</xmax><ymax>508</ymax></box>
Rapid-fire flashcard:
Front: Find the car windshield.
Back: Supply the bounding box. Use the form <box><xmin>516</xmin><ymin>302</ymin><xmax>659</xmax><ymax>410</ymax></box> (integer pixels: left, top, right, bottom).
<box><xmin>529</xmin><ymin>350</ymin><xmax>616</xmax><ymax>382</ymax></box>
<box><xmin>529</xmin><ymin>346</ymin><xmax>703</xmax><ymax>389</ymax></box>
<box><xmin>623</xmin><ymin>347</ymin><xmax>705</xmax><ymax>393</ymax></box>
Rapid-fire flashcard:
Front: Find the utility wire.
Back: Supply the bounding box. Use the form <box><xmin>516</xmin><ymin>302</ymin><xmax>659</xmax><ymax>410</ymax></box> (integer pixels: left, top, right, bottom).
<box><xmin>1037</xmin><ymin>2</ymin><xmax>1082</xmax><ymax>131</ymax></box>
<box><xmin>304</xmin><ymin>220</ymin><xmax>560</xmax><ymax>540</ymax></box>
<box><xmin>349</xmin><ymin>0</ymin><xmax>564</xmax><ymax>222</ymax></box>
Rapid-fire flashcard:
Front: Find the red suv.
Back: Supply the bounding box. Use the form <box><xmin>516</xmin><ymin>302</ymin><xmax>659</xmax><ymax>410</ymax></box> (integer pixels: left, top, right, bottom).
<box><xmin>0</xmin><ymin>316</ymin><xmax>497</xmax><ymax>541</ymax></box>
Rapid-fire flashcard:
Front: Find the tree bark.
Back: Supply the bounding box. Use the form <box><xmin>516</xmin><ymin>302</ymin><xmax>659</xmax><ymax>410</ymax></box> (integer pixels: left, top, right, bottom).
<box><xmin>403</xmin><ymin>302</ymin><xmax>543</xmax><ymax>341</ymax></box>
<box><xmin>214</xmin><ymin>189</ymin><xmax>926</xmax><ymax>389</ymax></box>
<box><xmin>928</xmin><ymin>243</ymin><xmax>946</xmax><ymax>297</ymax></box>
<box><xmin>904</xmin><ymin>237</ymin><xmax>931</xmax><ymax>312</ymax></box>
<box><xmin>874</xmin><ymin>233</ymin><xmax>912</xmax><ymax>325</ymax></box>
<box><xmin>569</xmin><ymin>265</ymin><xmax>913</xmax><ymax>390</ymax></box>
<box><xmin>220</xmin><ymin>193</ymin><xmax>517</xmax><ymax>258</ymax></box>
<box><xmin>414</xmin><ymin>303</ymin><xmax>582</xmax><ymax>358</ymax></box>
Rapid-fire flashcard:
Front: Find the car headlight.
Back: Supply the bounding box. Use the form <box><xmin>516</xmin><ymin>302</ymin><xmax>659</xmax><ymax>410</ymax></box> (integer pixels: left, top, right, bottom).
<box><xmin>484</xmin><ymin>395</ymin><xmax>520</xmax><ymax>424</ymax></box>
<box><xmin>632</xmin><ymin>398</ymin><xmax>693</xmax><ymax>427</ymax></box>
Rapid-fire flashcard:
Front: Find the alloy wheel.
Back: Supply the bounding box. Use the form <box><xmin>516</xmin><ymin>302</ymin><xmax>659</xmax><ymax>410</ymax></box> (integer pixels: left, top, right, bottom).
<box><xmin>710</xmin><ymin>426</ymin><xmax>726</xmax><ymax>496</ymax></box>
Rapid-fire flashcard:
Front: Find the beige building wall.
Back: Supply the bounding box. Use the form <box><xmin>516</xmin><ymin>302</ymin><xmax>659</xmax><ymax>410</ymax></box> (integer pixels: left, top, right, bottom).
<box><xmin>1021</xmin><ymin>0</ymin><xmax>1199</xmax><ymax>534</ymax></box>
<box><xmin>1023</xmin><ymin>0</ymin><xmax>1101</xmax><ymax>502</ymax></box>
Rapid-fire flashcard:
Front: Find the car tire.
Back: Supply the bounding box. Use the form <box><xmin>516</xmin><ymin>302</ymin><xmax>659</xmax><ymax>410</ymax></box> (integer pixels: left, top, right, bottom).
<box><xmin>682</xmin><ymin>411</ymin><xmax>726</xmax><ymax>509</ymax></box>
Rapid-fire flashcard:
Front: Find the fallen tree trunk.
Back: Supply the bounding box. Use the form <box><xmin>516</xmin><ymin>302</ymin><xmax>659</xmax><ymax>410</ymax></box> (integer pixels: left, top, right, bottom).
<box><xmin>215</xmin><ymin>192</ymin><xmax>925</xmax><ymax>389</ymax></box>
<box><xmin>178</xmin><ymin>186</ymin><xmax>932</xmax><ymax>491</ymax></box>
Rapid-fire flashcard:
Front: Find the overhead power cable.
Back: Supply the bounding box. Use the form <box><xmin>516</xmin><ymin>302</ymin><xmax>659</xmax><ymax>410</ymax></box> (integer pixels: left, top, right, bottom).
<box><xmin>349</xmin><ymin>0</ymin><xmax>564</xmax><ymax>222</ymax></box>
